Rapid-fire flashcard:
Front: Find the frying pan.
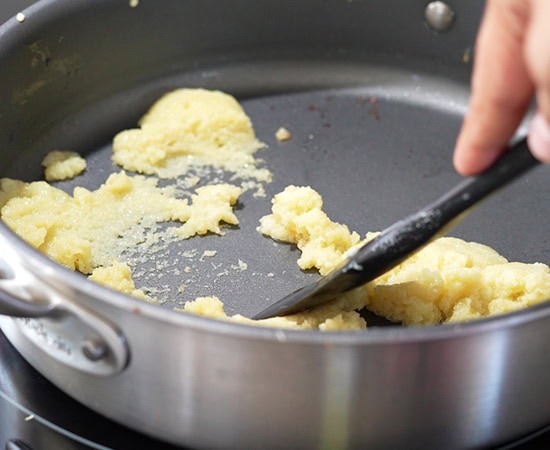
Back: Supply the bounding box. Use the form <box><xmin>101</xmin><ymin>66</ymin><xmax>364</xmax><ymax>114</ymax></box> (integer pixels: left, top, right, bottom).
<box><xmin>0</xmin><ymin>1</ymin><xmax>549</xmax><ymax>449</ymax></box>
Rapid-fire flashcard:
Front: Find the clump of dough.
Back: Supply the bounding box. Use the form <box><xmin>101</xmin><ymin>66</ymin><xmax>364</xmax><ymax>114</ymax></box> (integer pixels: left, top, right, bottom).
<box><xmin>0</xmin><ymin>173</ymin><xmax>242</xmax><ymax>276</ymax></box>
<box><xmin>365</xmin><ymin>234</ymin><xmax>550</xmax><ymax>325</ymax></box>
<box><xmin>42</xmin><ymin>150</ymin><xmax>86</xmax><ymax>181</ymax></box>
<box><xmin>175</xmin><ymin>184</ymin><xmax>241</xmax><ymax>239</ymax></box>
<box><xmin>0</xmin><ymin>178</ymin><xmax>93</xmax><ymax>272</ymax></box>
<box><xmin>259</xmin><ymin>186</ymin><xmax>550</xmax><ymax>324</ymax></box>
<box><xmin>183</xmin><ymin>287</ymin><xmax>366</xmax><ymax>330</ymax></box>
<box><xmin>258</xmin><ymin>185</ymin><xmax>361</xmax><ymax>275</ymax></box>
<box><xmin>90</xmin><ymin>260</ymin><xmax>154</xmax><ymax>302</ymax></box>
<box><xmin>112</xmin><ymin>88</ymin><xmax>268</xmax><ymax>180</ymax></box>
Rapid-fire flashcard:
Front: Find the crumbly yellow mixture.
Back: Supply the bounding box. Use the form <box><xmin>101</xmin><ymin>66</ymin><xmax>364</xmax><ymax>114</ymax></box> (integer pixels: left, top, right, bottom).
<box><xmin>2</xmin><ymin>88</ymin><xmax>549</xmax><ymax>330</ymax></box>
<box><xmin>175</xmin><ymin>184</ymin><xmax>241</xmax><ymax>239</ymax></box>
<box><xmin>90</xmin><ymin>260</ymin><xmax>154</xmax><ymax>302</ymax></box>
<box><xmin>0</xmin><ymin>173</ymin><xmax>242</xmax><ymax>274</ymax></box>
<box><xmin>366</xmin><ymin>234</ymin><xmax>550</xmax><ymax>324</ymax></box>
<box><xmin>42</xmin><ymin>150</ymin><xmax>87</xmax><ymax>181</ymax></box>
<box><xmin>112</xmin><ymin>88</ymin><xmax>269</xmax><ymax>182</ymax></box>
<box><xmin>182</xmin><ymin>184</ymin><xmax>366</xmax><ymax>329</ymax></box>
<box><xmin>258</xmin><ymin>185</ymin><xmax>361</xmax><ymax>275</ymax></box>
<box><xmin>258</xmin><ymin>185</ymin><xmax>550</xmax><ymax>325</ymax></box>
<box><xmin>183</xmin><ymin>289</ymin><xmax>366</xmax><ymax>330</ymax></box>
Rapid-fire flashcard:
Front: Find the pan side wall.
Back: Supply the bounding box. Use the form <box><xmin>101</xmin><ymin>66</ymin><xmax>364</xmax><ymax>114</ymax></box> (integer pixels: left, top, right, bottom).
<box><xmin>3</xmin><ymin>306</ymin><xmax>550</xmax><ymax>449</ymax></box>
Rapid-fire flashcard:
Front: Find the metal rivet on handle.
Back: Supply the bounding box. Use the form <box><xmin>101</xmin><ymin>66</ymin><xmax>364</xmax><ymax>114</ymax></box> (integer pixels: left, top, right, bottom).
<box><xmin>424</xmin><ymin>1</ymin><xmax>455</xmax><ymax>33</ymax></box>
<box><xmin>82</xmin><ymin>337</ymin><xmax>109</xmax><ymax>362</ymax></box>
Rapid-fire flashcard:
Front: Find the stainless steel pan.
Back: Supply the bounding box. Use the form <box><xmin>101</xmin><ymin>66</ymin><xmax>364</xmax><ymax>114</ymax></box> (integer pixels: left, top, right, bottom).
<box><xmin>0</xmin><ymin>1</ymin><xmax>549</xmax><ymax>449</ymax></box>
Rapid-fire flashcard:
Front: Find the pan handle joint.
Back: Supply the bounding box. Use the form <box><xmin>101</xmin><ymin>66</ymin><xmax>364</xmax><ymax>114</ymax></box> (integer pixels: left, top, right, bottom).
<box><xmin>0</xmin><ymin>231</ymin><xmax>130</xmax><ymax>376</ymax></box>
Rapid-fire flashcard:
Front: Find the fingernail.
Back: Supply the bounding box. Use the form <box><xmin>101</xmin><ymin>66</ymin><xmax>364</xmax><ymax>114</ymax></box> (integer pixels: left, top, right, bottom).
<box><xmin>528</xmin><ymin>112</ymin><xmax>550</xmax><ymax>162</ymax></box>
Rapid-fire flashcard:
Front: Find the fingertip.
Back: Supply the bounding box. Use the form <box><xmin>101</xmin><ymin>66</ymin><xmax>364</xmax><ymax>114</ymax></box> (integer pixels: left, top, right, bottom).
<box><xmin>453</xmin><ymin>150</ymin><xmax>473</xmax><ymax>176</ymax></box>
<box><xmin>528</xmin><ymin>111</ymin><xmax>550</xmax><ymax>162</ymax></box>
<box><xmin>453</xmin><ymin>141</ymin><xmax>502</xmax><ymax>176</ymax></box>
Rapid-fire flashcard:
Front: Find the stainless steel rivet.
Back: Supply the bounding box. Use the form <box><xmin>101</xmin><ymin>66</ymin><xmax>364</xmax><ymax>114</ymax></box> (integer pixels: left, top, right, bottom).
<box><xmin>82</xmin><ymin>338</ymin><xmax>109</xmax><ymax>361</ymax></box>
<box><xmin>424</xmin><ymin>1</ymin><xmax>455</xmax><ymax>33</ymax></box>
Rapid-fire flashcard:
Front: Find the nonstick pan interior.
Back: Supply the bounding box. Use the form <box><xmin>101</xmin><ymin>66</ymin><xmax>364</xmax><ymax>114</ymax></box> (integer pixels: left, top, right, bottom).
<box><xmin>1</xmin><ymin>0</ymin><xmax>548</xmax><ymax>325</ymax></box>
<box><xmin>3</xmin><ymin>60</ymin><xmax>549</xmax><ymax>321</ymax></box>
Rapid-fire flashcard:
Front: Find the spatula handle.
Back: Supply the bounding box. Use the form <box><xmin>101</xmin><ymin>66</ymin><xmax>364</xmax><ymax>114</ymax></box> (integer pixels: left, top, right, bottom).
<box><xmin>352</xmin><ymin>137</ymin><xmax>539</xmax><ymax>283</ymax></box>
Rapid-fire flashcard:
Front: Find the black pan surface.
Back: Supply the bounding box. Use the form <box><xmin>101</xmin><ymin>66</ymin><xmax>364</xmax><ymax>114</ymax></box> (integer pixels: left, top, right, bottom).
<box><xmin>4</xmin><ymin>62</ymin><xmax>549</xmax><ymax>320</ymax></box>
<box><xmin>0</xmin><ymin>0</ymin><xmax>547</xmax><ymax>323</ymax></box>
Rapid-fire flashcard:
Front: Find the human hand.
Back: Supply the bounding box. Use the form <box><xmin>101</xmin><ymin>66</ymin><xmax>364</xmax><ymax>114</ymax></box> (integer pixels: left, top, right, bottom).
<box><xmin>453</xmin><ymin>0</ymin><xmax>550</xmax><ymax>176</ymax></box>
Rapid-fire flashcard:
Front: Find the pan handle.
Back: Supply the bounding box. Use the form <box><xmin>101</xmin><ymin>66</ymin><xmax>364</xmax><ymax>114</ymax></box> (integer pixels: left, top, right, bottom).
<box><xmin>0</xmin><ymin>230</ymin><xmax>130</xmax><ymax>376</ymax></box>
<box><xmin>0</xmin><ymin>230</ymin><xmax>59</xmax><ymax>318</ymax></box>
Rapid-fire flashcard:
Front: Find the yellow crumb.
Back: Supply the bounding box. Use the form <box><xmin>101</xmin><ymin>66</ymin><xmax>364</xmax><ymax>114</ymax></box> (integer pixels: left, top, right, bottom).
<box><xmin>275</xmin><ymin>127</ymin><xmax>292</xmax><ymax>141</ymax></box>
<box><xmin>89</xmin><ymin>260</ymin><xmax>155</xmax><ymax>302</ymax></box>
<box><xmin>174</xmin><ymin>184</ymin><xmax>242</xmax><ymax>239</ymax></box>
<box><xmin>42</xmin><ymin>150</ymin><xmax>86</xmax><ymax>181</ymax></box>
